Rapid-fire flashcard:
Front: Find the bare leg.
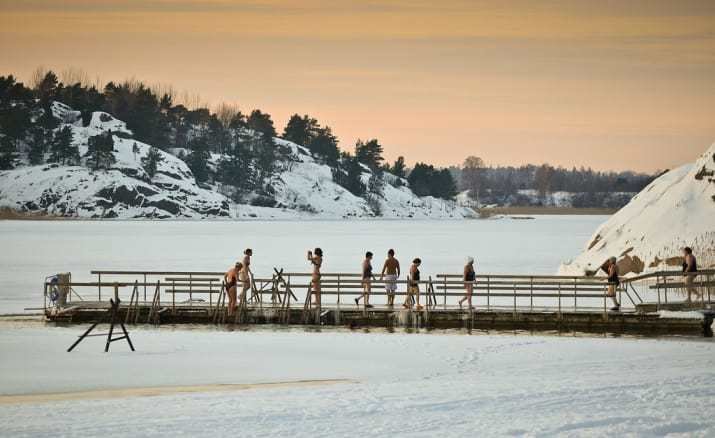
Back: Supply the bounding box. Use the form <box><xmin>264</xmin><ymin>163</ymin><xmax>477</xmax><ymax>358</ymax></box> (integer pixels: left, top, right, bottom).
<box><xmin>227</xmin><ymin>287</ymin><xmax>237</xmax><ymax>316</ymax></box>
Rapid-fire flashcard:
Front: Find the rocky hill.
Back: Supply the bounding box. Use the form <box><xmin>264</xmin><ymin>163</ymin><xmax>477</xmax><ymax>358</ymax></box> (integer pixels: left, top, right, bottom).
<box><xmin>560</xmin><ymin>142</ymin><xmax>715</xmax><ymax>275</ymax></box>
<box><xmin>0</xmin><ymin>102</ymin><xmax>472</xmax><ymax>219</ymax></box>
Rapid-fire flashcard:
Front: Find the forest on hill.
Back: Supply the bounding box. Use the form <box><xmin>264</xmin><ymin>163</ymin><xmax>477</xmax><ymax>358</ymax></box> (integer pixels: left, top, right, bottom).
<box><xmin>0</xmin><ymin>69</ymin><xmax>658</xmax><ymax>210</ymax></box>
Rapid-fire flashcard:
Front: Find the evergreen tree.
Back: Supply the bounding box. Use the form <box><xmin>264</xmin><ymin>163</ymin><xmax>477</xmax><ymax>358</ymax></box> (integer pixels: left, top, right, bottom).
<box><xmin>36</xmin><ymin>71</ymin><xmax>59</xmax><ymax>104</ymax></box>
<box><xmin>141</xmin><ymin>146</ymin><xmax>164</xmax><ymax>178</ymax></box>
<box><xmin>283</xmin><ymin>114</ymin><xmax>324</xmax><ymax>146</ymax></box>
<box><xmin>309</xmin><ymin>127</ymin><xmax>340</xmax><ymax>164</ymax></box>
<box><xmin>186</xmin><ymin>135</ymin><xmax>211</xmax><ymax>183</ymax></box>
<box><xmin>49</xmin><ymin>126</ymin><xmax>78</xmax><ymax>165</ymax></box>
<box><xmin>0</xmin><ymin>136</ymin><xmax>16</xmax><ymax>169</ymax></box>
<box><xmin>247</xmin><ymin>109</ymin><xmax>276</xmax><ymax>138</ymax></box>
<box><xmin>85</xmin><ymin>132</ymin><xmax>115</xmax><ymax>170</ymax></box>
<box><xmin>132</xmin><ymin>142</ymin><xmax>140</xmax><ymax>161</ymax></box>
<box><xmin>391</xmin><ymin>156</ymin><xmax>406</xmax><ymax>178</ymax></box>
<box><xmin>217</xmin><ymin>143</ymin><xmax>255</xmax><ymax>201</ymax></box>
<box><xmin>332</xmin><ymin>153</ymin><xmax>365</xmax><ymax>196</ymax></box>
<box><xmin>355</xmin><ymin>138</ymin><xmax>384</xmax><ymax>169</ymax></box>
<box><xmin>28</xmin><ymin>127</ymin><xmax>47</xmax><ymax>165</ymax></box>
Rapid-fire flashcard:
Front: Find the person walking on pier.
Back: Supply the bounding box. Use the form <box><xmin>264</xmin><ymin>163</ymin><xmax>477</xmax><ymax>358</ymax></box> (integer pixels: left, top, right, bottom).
<box><xmin>404</xmin><ymin>258</ymin><xmax>422</xmax><ymax>310</ymax></box>
<box><xmin>224</xmin><ymin>261</ymin><xmax>243</xmax><ymax>316</ymax></box>
<box><xmin>356</xmin><ymin>251</ymin><xmax>374</xmax><ymax>308</ymax></box>
<box><xmin>682</xmin><ymin>247</ymin><xmax>699</xmax><ymax>302</ymax></box>
<box><xmin>459</xmin><ymin>257</ymin><xmax>476</xmax><ymax>310</ymax></box>
<box><xmin>381</xmin><ymin>249</ymin><xmax>401</xmax><ymax>307</ymax></box>
<box><xmin>307</xmin><ymin>248</ymin><xmax>323</xmax><ymax>307</ymax></box>
<box><xmin>240</xmin><ymin>248</ymin><xmax>253</xmax><ymax>303</ymax></box>
<box><xmin>601</xmin><ymin>257</ymin><xmax>620</xmax><ymax>311</ymax></box>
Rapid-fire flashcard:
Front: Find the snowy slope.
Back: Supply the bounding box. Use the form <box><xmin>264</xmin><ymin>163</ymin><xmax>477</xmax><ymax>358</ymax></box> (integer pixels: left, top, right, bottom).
<box><xmin>0</xmin><ymin>103</ymin><xmax>473</xmax><ymax>219</ymax></box>
<box><xmin>560</xmin><ymin>142</ymin><xmax>715</xmax><ymax>275</ymax></box>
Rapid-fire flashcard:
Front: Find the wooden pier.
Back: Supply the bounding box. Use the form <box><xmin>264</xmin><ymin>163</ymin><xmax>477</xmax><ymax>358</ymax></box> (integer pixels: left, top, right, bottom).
<box><xmin>42</xmin><ymin>269</ymin><xmax>715</xmax><ymax>337</ymax></box>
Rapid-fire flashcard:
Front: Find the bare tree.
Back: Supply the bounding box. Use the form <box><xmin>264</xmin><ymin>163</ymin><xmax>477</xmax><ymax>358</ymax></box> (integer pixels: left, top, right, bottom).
<box><xmin>461</xmin><ymin>156</ymin><xmax>486</xmax><ymax>204</ymax></box>
<box><xmin>29</xmin><ymin>66</ymin><xmax>49</xmax><ymax>90</ymax></box>
<box><xmin>214</xmin><ymin>102</ymin><xmax>241</xmax><ymax>128</ymax></box>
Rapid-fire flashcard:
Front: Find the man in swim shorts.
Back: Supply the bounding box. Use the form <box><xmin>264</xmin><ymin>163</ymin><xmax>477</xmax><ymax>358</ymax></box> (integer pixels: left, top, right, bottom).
<box><xmin>380</xmin><ymin>249</ymin><xmax>400</xmax><ymax>307</ymax></box>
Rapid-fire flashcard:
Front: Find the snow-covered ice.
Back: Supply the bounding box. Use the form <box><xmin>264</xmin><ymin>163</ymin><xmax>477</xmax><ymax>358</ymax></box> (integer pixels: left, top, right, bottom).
<box><xmin>0</xmin><ymin>216</ymin><xmax>607</xmax><ymax>314</ymax></box>
<box><xmin>0</xmin><ymin>323</ymin><xmax>714</xmax><ymax>437</ymax></box>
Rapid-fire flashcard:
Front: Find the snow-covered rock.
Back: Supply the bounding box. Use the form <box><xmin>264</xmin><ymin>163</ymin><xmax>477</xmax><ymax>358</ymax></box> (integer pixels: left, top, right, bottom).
<box><xmin>0</xmin><ymin>104</ymin><xmax>473</xmax><ymax>220</ymax></box>
<box><xmin>560</xmin><ymin>142</ymin><xmax>715</xmax><ymax>275</ymax></box>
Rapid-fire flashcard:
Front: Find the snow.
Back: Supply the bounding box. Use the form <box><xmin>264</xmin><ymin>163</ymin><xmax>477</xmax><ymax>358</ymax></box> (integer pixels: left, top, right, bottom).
<box><xmin>0</xmin><ymin>103</ymin><xmax>473</xmax><ymax>220</ymax></box>
<box><xmin>0</xmin><ymin>323</ymin><xmax>714</xmax><ymax>437</ymax></box>
<box><xmin>0</xmin><ymin>216</ymin><xmax>607</xmax><ymax>313</ymax></box>
<box><xmin>560</xmin><ymin>143</ymin><xmax>715</xmax><ymax>275</ymax></box>
<box><xmin>657</xmin><ymin>311</ymin><xmax>705</xmax><ymax>320</ymax></box>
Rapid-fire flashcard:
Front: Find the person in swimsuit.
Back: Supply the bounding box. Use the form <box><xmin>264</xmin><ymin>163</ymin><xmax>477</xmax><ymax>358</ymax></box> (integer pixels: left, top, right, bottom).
<box><xmin>307</xmin><ymin>248</ymin><xmax>323</xmax><ymax>306</ymax></box>
<box><xmin>240</xmin><ymin>248</ymin><xmax>253</xmax><ymax>303</ymax></box>
<box><xmin>355</xmin><ymin>251</ymin><xmax>374</xmax><ymax>308</ymax></box>
<box><xmin>682</xmin><ymin>247</ymin><xmax>699</xmax><ymax>302</ymax></box>
<box><xmin>459</xmin><ymin>257</ymin><xmax>476</xmax><ymax>310</ymax></box>
<box><xmin>224</xmin><ymin>261</ymin><xmax>243</xmax><ymax>316</ymax></box>
<box><xmin>600</xmin><ymin>257</ymin><xmax>620</xmax><ymax>311</ymax></box>
<box><xmin>404</xmin><ymin>258</ymin><xmax>422</xmax><ymax>310</ymax></box>
<box><xmin>380</xmin><ymin>249</ymin><xmax>400</xmax><ymax>307</ymax></box>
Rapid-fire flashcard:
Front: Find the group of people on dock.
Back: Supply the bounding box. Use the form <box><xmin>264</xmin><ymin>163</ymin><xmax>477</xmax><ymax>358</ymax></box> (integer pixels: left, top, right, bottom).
<box><xmin>598</xmin><ymin>246</ymin><xmax>700</xmax><ymax>311</ymax></box>
<box><xmin>224</xmin><ymin>246</ymin><xmax>701</xmax><ymax>316</ymax></box>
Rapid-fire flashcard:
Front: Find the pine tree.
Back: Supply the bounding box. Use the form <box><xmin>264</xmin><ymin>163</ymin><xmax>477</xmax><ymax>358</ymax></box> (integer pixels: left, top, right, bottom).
<box><xmin>85</xmin><ymin>132</ymin><xmax>116</xmax><ymax>170</ymax></box>
<box><xmin>132</xmin><ymin>142</ymin><xmax>140</xmax><ymax>161</ymax></box>
<box><xmin>186</xmin><ymin>135</ymin><xmax>211</xmax><ymax>183</ymax></box>
<box><xmin>49</xmin><ymin>126</ymin><xmax>78</xmax><ymax>165</ymax></box>
<box><xmin>141</xmin><ymin>146</ymin><xmax>164</xmax><ymax>178</ymax></box>
<box><xmin>36</xmin><ymin>71</ymin><xmax>59</xmax><ymax>104</ymax></box>
<box><xmin>0</xmin><ymin>136</ymin><xmax>16</xmax><ymax>169</ymax></box>
<box><xmin>247</xmin><ymin>109</ymin><xmax>276</xmax><ymax>138</ymax></box>
<box><xmin>355</xmin><ymin>139</ymin><xmax>384</xmax><ymax>169</ymax></box>
<box><xmin>28</xmin><ymin>127</ymin><xmax>47</xmax><ymax>165</ymax></box>
<box><xmin>391</xmin><ymin>156</ymin><xmax>406</xmax><ymax>178</ymax></box>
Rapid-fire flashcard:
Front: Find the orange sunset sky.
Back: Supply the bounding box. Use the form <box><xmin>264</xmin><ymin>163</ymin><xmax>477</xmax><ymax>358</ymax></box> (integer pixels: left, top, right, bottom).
<box><xmin>1</xmin><ymin>0</ymin><xmax>714</xmax><ymax>172</ymax></box>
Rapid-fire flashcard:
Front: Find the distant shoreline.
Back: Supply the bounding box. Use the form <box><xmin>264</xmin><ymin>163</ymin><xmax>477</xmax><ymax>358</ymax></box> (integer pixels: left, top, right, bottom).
<box><xmin>0</xmin><ymin>206</ymin><xmax>614</xmax><ymax>221</ymax></box>
<box><xmin>478</xmin><ymin>206</ymin><xmax>617</xmax><ymax>216</ymax></box>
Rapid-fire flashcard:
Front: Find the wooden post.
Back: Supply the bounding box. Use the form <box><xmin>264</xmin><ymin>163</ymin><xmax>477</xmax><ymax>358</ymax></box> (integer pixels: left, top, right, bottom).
<box><xmin>443</xmin><ymin>276</ymin><xmax>447</xmax><ymax>310</ymax></box>
<box><xmin>557</xmin><ymin>283</ymin><xmax>561</xmax><ymax>318</ymax></box>
<box><xmin>486</xmin><ymin>276</ymin><xmax>490</xmax><ymax>311</ymax></box>
<box><xmin>143</xmin><ymin>273</ymin><xmax>147</xmax><ymax>302</ymax></box>
<box><xmin>574</xmin><ymin>278</ymin><xmax>577</xmax><ymax>311</ymax></box>
<box><xmin>98</xmin><ymin>273</ymin><xmax>102</xmax><ymax>301</ymax></box>
<box><xmin>530</xmin><ymin>276</ymin><xmax>533</xmax><ymax>311</ymax></box>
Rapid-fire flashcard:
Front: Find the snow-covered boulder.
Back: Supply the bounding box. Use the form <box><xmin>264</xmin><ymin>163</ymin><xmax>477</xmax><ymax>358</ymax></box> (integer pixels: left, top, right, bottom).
<box><xmin>560</xmin><ymin>142</ymin><xmax>715</xmax><ymax>275</ymax></box>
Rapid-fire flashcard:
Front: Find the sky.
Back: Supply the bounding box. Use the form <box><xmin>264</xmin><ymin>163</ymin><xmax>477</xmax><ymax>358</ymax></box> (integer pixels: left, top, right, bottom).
<box><xmin>1</xmin><ymin>0</ymin><xmax>714</xmax><ymax>172</ymax></box>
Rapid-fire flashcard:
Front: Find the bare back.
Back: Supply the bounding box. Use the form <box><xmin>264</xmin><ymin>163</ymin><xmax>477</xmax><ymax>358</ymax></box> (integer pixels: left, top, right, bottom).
<box><xmin>382</xmin><ymin>257</ymin><xmax>400</xmax><ymax>276</ymax></box>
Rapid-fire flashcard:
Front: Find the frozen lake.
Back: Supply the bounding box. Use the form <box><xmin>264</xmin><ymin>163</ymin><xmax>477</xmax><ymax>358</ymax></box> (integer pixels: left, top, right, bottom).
<box><xmin>0</xmin><ymin>323</ymin><xmax>714</xmax><ymax>437</ymax></box>
<box><xmin>0</xmin><ymin>217</ymin><xmax>607</xmax><ymax>314</ymax></box>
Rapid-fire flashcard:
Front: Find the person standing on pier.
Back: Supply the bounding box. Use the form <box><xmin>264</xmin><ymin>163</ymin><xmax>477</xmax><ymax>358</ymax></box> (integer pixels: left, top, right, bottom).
<box><xmin>459</xmin><ymin>257</ymin><xmax>476</xmax><ymax>310</ymax></box>
<box><xmin>307</xmin><ymin>248</ymin><xmax>323</xmax><ymax>307</ymax></box>
<box><xmin>404</xmin><ymin>258</ymin><xmax>422</xmax><ymax>310</ymax></box>
<box><xmin>381</xmin><ymin>249</ymin><xmax>401</xmax><ymax>307</ymax></box>
<box><xmin>224</xmin><ymin>261</ymin><xmax>243</xmax><ymax>316</ymax></box>
<box><xmin>356</xmin><ymin>251</ymin><xmax>374</xmax><ymax>308</ymax></box>
<box><xmin>600</xmin><ymin>257</ymin><xmax>620</xmax><ymax>311</ymax></box>
<box><xmin>240</xmin><ymin>248</ymin><xmax>253</xmax><ymax>303</ymax></box>
<box><xmin>682</xmin><ymin>247</ymin><xmax>699</xmax><ymax>302</ymax></box>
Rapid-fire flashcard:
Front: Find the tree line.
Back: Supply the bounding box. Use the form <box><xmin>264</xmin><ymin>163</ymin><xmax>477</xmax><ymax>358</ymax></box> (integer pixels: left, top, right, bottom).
<box><xmin>0</xmin><ymin>70</ymin><xmax>456</xmax><ymax>203</ymax></box>
<box><xmin>457</xmin><ymin>156</ymin><xmax>658</xmax><ymax>207</ymax></box>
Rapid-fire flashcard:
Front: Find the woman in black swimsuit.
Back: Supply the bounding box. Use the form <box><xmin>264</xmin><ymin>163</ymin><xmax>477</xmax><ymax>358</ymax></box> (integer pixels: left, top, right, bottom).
<box><xmin>404</xmin><ymin>258</ymin><xmax>422</xmax><ymax>310</ymax></box>
<box><xmin>356</xmin><ymin>251</ymin><xmax>374</xmax><ymax>308</ymax></box>
<box><xmin>682</xmin><ymin>247</ymin><xmax>699</xmax><ymax>302</ymax></box>
<box><xmin>459</xmin><ymin>257</ymin><xmax>476</xmax><ymax>310</ymax></box>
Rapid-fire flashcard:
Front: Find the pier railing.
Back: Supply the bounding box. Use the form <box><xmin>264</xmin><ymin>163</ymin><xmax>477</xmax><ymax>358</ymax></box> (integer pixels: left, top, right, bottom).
<box><xmin>42</xmin><ymin>269</ymin><xmax>714</xmax><ymax>320</ymax></box>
